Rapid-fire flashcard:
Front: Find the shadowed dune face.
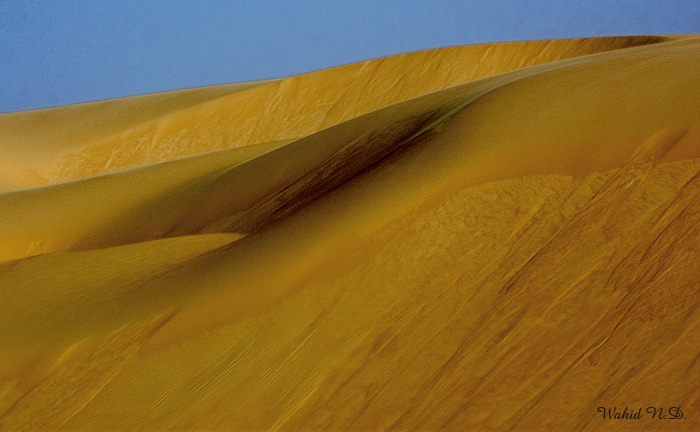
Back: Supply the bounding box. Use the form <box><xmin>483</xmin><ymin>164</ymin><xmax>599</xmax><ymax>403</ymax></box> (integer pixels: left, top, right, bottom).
<box><xmin>1</xmin><ymin>35</ymin><xmax>700</xmax><ymax>431</ymax></box>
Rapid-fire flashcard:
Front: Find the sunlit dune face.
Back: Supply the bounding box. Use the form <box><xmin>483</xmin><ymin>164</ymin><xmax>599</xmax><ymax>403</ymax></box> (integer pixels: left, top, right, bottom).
<box><xmin>1</xmin><ymin>35</ymin><xmax>700</xmax><ymax>431</ymax></box>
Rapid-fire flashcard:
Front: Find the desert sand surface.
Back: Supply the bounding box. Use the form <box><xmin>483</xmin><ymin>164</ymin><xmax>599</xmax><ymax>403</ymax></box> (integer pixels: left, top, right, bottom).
<box><xmin>1</xmin><ymin>35</ymin><xmax>700</xmax><ymax>431</ymax></box>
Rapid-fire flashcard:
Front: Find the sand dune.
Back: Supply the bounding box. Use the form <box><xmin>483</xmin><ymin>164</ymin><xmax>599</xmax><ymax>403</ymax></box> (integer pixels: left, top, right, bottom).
<box><xmin>1</xmin><ymin>35</ymin><xmax>700</xmax><ymax>431</ymax></box>
<box><xmin>0</xmin><ymin>139</ymin><xmax>291</xmax><ymax>261</ymax></box>
<box><xmin>0</xmin><ymin>36</ymin><xmax>666</xmax><ymax>191</ymax></box>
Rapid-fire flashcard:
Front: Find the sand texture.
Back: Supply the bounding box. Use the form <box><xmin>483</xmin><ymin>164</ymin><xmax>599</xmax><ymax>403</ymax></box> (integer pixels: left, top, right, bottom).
<box><xmin>1</xmin><ymin>35</ymin><xmax>700</xmax><ymax>431</ymax></box>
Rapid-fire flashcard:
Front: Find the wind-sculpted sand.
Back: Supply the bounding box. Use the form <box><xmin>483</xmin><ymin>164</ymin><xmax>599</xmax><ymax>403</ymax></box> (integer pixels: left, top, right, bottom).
<box><xmin>1</xmin><ymin>35</ymin><xmax>700</xmax><ymax>431</ymax></box>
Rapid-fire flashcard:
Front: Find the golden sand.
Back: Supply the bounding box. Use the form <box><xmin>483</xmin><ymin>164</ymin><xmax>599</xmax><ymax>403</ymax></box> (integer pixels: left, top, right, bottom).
<box><xmin>1</xmin><ymin>35</ymin><xmax>699</xmax><ymax>430</ymax></box>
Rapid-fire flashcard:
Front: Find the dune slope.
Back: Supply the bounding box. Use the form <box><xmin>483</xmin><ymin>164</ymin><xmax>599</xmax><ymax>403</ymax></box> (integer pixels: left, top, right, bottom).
<box><xmin>1</xmin><ymin>35</ymin><xmax>700</xmax><ymax>431</ymax></box>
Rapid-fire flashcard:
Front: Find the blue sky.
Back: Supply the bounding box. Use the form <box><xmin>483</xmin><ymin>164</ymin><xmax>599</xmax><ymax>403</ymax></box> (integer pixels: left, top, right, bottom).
<box><xmin>1</xmin><ymin>1</ymin><xmax>699</xmax><ymax>113</ymax></box>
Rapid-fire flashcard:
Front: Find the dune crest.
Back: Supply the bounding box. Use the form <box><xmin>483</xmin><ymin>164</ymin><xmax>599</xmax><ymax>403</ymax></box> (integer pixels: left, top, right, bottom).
<box><xmin>1</xmin><ymin>35</ymin><xmax>700</xmax><ymax>430</ymax></box>
<box><xmin>0</xmin><ymin>36</ymin><xmax>666</xmax><ymax>190</ymax></box>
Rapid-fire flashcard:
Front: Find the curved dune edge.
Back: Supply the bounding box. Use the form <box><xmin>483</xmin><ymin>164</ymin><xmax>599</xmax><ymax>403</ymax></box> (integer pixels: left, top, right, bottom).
<box><xmin>0</xmin><ymin>36</ymin><xmax>669</xmax><ymax>190</ymax></box>
<box><xmin>1</xmin><ymin>36</ymin><xmax>700</xmax><ymax>430</ymax></box>
<box><xmin>0</xmin><ymin>139</ymin><xmax>291</xmax><ymax>262</ymax></box>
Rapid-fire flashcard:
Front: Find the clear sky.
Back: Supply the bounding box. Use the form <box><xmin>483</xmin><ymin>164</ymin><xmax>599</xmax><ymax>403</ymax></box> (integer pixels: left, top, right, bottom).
<box><xmin>1</xmin><ymin>1</ymin><xmax>699</xmax><ymax>113</ymax></box>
